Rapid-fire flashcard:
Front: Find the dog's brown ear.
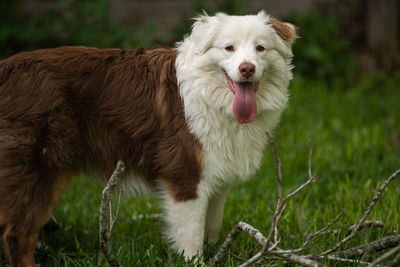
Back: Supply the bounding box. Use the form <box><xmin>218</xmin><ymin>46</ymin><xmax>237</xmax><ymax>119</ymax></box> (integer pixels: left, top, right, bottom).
<box><xmin>268</xmin><ymin>17</ymin><xmax>298</xmax><ymax>43</ymax></box>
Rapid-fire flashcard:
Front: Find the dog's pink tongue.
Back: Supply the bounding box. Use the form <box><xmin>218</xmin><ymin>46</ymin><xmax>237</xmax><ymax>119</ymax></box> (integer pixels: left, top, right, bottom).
<box><xmin>232</xmin><ymin>82</ymin><xmax>257</xmax><ymax>123</ymax></box>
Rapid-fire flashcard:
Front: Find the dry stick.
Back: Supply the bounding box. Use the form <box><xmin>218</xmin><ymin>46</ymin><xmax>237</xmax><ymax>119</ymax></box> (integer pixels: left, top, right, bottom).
<box><xmin>213</xmin><ymin>137</ymin><xmax>400</xmax><ymax>266</ymax></box>
<box><xmin>267</xmin><ymin>138</ymin><xmax>316</xmax><ymax>246</ymax></box>
<box><xmin>276</xmin><ymin>252</ymin><xmax>326</xmax><ymax>267</ymax></box>
<box><xmin>370</xmin><ymin>243</ymin><xmax>400</xmax><ymax>267</ymax></box>
<box><xmin>238</xmin><ymin>137</ymin><xmax>287</xmax><ymax>267</ymax></box>
<box><xmin>265</xmin><ymin>136</ymin><xmax>286</xmax><ymax>245</ymax></box>
<box><xmin>233</xmin><ymin>226</ymin><xmax>325</xmax><ymax>267</ymax></box>
<box><xmin>387</xmin><ymin>247</ymin><xmax>400</xmax><ymax>267</ymax></box>
<box><xmin>335</xmin><ymin>234</ymin><xmax>400</xmax><ymax>259</ymax></box>
<box><xmin>108</xmin><ymin>188</ymin><xmax>122</xmax><ymax>240</ymax></box>
<box><xmin>212</xmin><ymin>221</ymin><xmax>267</xmax><ymax>264</ymax></box>
<box><xmin>213</xmin><ymin>138</ymin><xmax>321</xmax><ymax>266</ymax></box>
<box><xmin>284</xmin><ymin>140</ymin><xmax>316</xmax><ymax>201</ymax></box>
<box><xmin>348</xmin><ymin>220</ymin><xmax>385</xmax><ymax>233</ymax></box>
<box><xmin>324</xmin><ymin>255</ymin><xmax>371</xmax><ymax>266</ymax></box>
<box><xmin>272</xmin><ymin>209</ymin><xmax>345</xmax><ymax>255</ymax></box>
<box><xmin>99</xmin><ymin>161</ymin><xmax>126</xmax><ymax>267</ymax></box>
<box><xmin>321</xmin><ymin>168</ymin><xmax>400</xmax><ymax>256</ymax></box>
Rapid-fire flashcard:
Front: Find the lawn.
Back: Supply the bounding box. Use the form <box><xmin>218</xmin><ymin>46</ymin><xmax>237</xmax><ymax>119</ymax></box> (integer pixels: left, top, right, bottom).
<box><xmin>1</xmin><ymin>72</ymin><xmax>399</xmax><ymax>266</ymax></box>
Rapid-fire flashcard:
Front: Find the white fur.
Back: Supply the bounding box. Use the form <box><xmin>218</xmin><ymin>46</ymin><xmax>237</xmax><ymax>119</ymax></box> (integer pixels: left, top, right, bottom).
<box><xmin>161</xmin><ymin>187</ymin><xmax>208</xmax><ymax>259</ymax></box>
<box><xmin>169</xmin><ymin>11</ymin><xmax>294</xmax><ymax>259</ymax></box>
<box><xmin>121</xmin><ymin>170</ymin><xmax>154</xmax><ymax>196</ymax></box>
<box><xmin>124</xmin><ymin>11</ymin><xmax>294</xmax><ymax>260</ymax></box>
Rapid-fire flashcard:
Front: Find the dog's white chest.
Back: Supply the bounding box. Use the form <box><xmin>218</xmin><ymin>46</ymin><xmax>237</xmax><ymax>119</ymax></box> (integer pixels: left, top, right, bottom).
<box><xmin>189</xmin><ymin>110</ymin><xmax>282</xmax><ymax>188</ymax></box>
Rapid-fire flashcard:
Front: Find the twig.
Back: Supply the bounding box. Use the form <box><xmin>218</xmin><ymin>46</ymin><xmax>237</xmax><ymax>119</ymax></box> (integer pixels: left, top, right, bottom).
<box><xmin>99</xmin><ymin>161</ymin><xmax>126</xmax><ymax>267</ymax></box>
<box><xmin>273</xmin><ymin>209</ymin><xmax>345</xmax><ymax>255</ymax></box>
<box><xmin>267</xmin><ymin>134</ymin><xmax>286</xmax><ymax>246</ymax></box>
<box><xmin>324</xmin><ymin>255</ymin><xmax>371</xmax><ymax>266</ymax></box>
<box><xmin>212</xmin><ymin>221</ymin><xmax>267</xmax><ymax>264</ymax></box>
<box><xmin>213</xmin><ymin>138</ymin><xmax>322</xmax><ymax>267</ymax></box>
<box><xmin>370</xmin><ymin>243</ymin><xmax>400</xmax><ymax>266</ymax></box>
<box><xmin>387</xmin><ymin>248</ymin><xmax>400</xmax><ymax>267</ymax></box>
<box><xmin>335</xmin><ymin>234</ymin><xmax>400</xmax><ymax>259</ymax></box>
<box><xmin>108</xmin><ymin>188</ymin><xmax>122</xmax><ymax>240</ymax></box>
<box><xmin>348</xmin><ymin>220</ymin><xmax>385</xmax><ymax>233</ymax></box>
<box><xmin>321</xmin><ymin>168</ymin><xmax>400</xmax><ymax>256</ymax></box>
<box><xmin>211</xmin><ymin>136</ymin><xmax>400</xmax><ymax>267</ymax></box>
<box><xmin>284</xmin><ymin>140</ymin><xmax>316</xmax><ymax>201</ymax></box>
<box><xmin>276</xmin><ymin>252</ymin><xmax>326</xmax><ymax>267</ymax></box>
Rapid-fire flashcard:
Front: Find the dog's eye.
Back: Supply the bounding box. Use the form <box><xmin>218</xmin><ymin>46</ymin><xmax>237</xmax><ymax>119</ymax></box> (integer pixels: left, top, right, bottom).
<box><xmin>256</xmin><ymin>45</ymin><xmax>265</xmax><ymax>52</ymax></box>
<box><xmin>225</xmin><ymin>45</ymin><xmax>235</xmax><ymax>52</ymax></box>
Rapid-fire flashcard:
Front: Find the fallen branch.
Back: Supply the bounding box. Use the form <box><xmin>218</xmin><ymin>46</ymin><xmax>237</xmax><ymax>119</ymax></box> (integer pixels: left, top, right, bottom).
<box><xmin>108</xmin><ymin>188</ymin><xmax>122</xmax><ymax>240</ymax></box>
<box><xmin>348</xmin><ymin>220</ymin><xmax>385</xmax><ymax>233</ymax></box>
<box><xmin>212</xmin><ymin>138</ymin><xmax>327</xmax><ymax>267</ymax></box>
<box><xmin>336</xmin><ymin>234</ymin><xmax>400</xmax><ymax>259</ymax></box>
<box><xmin>211</xmin><ymin>134</ymin><xmax>400</xmax><ymax>266</ymax></box>
<box><xmin>99</xmin><ymin>161</ymin><xmax>126</xmax><ymax>267</ymax></box>
<box><xmin>387</xmin><ymin>247</ymin><xmax>400</xmax><ymax>267</ymax></box>
<box><xmin>212</xmin><ymin>221</ymin><xmax>265</xmax><ymax>264</ymax></box>
<box><xmin>370</xmin><ymin>243</ymin><xmax>400</xmax><ymax>267</ymax></box>
<box><xmin>321</xmin><ymin>168</ymin><xmax>400</xmax><ymax>256</ymax></box>
<box><xmin>324</xmin><ymin>255</ymin><xmax>371</xmax><ymax>266</ymax></box>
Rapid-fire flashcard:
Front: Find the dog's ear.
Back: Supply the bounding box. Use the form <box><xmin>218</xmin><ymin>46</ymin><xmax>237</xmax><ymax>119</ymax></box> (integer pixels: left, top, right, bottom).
<box><xmin>268</xmin><ymin>17</ymin><xmax>298</xmax><ymax>44</ymax></box>
<box><xmin>190</xmin><ymin>13</ymin><xmax>220</xmax><ymax>54</ymax></box>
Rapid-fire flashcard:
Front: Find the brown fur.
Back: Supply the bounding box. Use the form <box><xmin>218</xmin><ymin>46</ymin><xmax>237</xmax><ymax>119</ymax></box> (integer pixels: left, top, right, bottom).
<box><xmin>0</xmin><ymin>46</ymin><xmax>203</xmax><ymax>266</ymax></box>
<box><xmin>269</xmin><ymin>17</ymin><xmax>298</xmax><ymax>43</ymax></box>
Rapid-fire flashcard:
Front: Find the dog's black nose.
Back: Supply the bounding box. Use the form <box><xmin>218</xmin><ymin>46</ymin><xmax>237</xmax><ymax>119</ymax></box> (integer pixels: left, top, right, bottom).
<box><xmin>239</xmin><ymin>63</ymin><xmax>255</xmax><ymax>78</ymax></box>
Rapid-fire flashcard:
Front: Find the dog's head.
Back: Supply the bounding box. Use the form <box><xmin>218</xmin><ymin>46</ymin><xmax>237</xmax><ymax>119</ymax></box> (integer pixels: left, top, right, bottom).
<box><xmin>176</xmin><ymin>11</ymin><xmax>297</xmax><ymax>124</ymax></box>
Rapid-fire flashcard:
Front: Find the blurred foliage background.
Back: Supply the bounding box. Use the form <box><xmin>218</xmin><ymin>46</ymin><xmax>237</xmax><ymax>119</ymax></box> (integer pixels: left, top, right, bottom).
<box><xmin>1</xmin><ymin>0</ymin><xmax>399</xmax><ymax>80</ymax></box>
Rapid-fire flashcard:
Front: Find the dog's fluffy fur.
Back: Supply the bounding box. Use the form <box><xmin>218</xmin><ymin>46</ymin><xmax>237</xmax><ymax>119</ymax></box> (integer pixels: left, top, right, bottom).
<box><xmin>0</xmin><ymin>11</ymin><xmax>296</xmax><ymax>266</ymax></box>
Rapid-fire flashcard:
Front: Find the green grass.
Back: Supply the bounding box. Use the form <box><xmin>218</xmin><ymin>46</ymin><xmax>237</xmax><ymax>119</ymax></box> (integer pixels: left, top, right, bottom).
<box><xmin>1</xmin><ymin>72</ymin><xmax>400</xmax><ymax>266</ymax></box>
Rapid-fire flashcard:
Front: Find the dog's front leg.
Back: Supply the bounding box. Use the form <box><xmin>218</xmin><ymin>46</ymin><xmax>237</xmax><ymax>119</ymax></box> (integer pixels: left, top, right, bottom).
<box><xmin>205</xmin><ymin>189</ymin><xmax>230</xmax><ymax>244</ymax></box>
<box><xmin>162</xmin><ymin>191</ymin><xmax>208</xmax><ymax>260</ymax></box>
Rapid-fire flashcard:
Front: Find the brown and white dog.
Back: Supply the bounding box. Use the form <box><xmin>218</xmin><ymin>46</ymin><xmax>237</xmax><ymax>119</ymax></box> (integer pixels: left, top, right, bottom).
<box><xmin>0</xmin><ymin>11</ymin><xmax>296</xmax><ymax>266</ymax></box>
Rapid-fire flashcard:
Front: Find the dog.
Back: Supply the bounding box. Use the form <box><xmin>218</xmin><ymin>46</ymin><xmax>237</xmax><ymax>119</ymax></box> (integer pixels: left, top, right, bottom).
<box><xmin>0</xmin><ymin>11</ymin><xmax>296</xmax><ymax>266</ymax></box>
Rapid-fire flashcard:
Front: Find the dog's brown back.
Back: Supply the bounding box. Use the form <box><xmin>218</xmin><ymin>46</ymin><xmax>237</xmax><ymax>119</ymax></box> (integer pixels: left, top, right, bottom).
<box><xmin>0</xmin><ymin>46</ymin><xmax>202</xmax><ymax>266</ymax></box>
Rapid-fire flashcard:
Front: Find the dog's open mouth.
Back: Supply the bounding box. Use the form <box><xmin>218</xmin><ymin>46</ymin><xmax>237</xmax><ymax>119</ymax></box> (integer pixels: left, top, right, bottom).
<box><xmin>225</xmin><ymin>72</ymin><xmax>259</xmax><ymax>124</ymax></box>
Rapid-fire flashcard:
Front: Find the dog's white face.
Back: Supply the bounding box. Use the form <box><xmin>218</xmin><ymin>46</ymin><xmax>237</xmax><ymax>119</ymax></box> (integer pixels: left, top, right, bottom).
<box><xmin>176</xmin><ymin>11</ymin><xmax>296</xmax><ymax>124</ymax></box>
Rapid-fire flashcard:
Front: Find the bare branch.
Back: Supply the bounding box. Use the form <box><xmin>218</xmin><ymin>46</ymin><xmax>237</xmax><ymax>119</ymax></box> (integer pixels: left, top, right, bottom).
<box><xmin>99</xmin><ymin>161</ymin><xmax>126</xmax><ymax>267</ymax></box>
<box><xmin>324</xmin><ymin>255</ymin><xmax>371</xmax><ymax>266</ymax></box>
<box><xmin>370</xmin><ymin>243</ymin><xmax>400</xmax><ymax>266</ymax></box>
<box><xmin>269</xmin><ymin>136</ymin><xmax>283</xmax><ymax>200</ymax></box>
<box><xmin>336</xmin><ymin>234</ymin><xmax>400</xmax><ymax>259</ymax></box>
<box><xmin>302</xmin><ymin>209</ymin><xmax>344</xmax><ymax>249</ymax></box>
<box><xmin>274</xmin><ymin>209</ymin><xmax>345</xmax><ymax>255</ymax></box>
<box><xmin>284</xmin><ymin>140</ymin><xmax>316</xmax><ymax>201</ymax></box>
<box><xmin>348</xmin><ymin>220</ymin><xmax>385</xmax><ymax>233</ymax></box>
<box><xmin>108</xmin><ymin>188</ymin><xmax>122</xmax><ymax>240</ymax></box>
<box><xmin>212</xmin><ymin>221</ymin><xmax>266</xmax><ymax>264</ymax></box>
<box><xmin>214</xmin><ymin>137</ymin><xmax>325</xmax><ymax>266</ymax></box>
<box><xmin>321</xmin><ymin>168</ymin><xmax>400</xmax><ymax>256</ymax></box>
<box><xmin>264</xmin><ymin>135</ymin><xmax>285</xmax><ymax>247</ymax></box>
<box><xmin>273</xmin><ymin>203</ymin><xmax>286</xmax><ymax>244</ymax></box>
<box><xmin>387</xmin><ymin>248</ymin><xmax>400</xmax><ymax>267</ymax></box>
<box><xmin>211</xmin><ymin>135</ymin><xmax>400</xmax><ymax>267</ymax></box>
<box><xmin>276</xmin><ymin>252</ymin><xmax>326</xmax><ymax>267</ymax></box>
<box><xmin>239</xmin><ymin>249</ymin><xmax>267</xmax><ymax>267</ymax></box>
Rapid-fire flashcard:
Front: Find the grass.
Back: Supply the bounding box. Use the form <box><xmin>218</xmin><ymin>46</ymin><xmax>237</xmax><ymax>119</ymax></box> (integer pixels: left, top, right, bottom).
<box><xmin>1</xmin><ymin>72</ymin><xmax>400</xmax><ymax>266</ymax></box>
